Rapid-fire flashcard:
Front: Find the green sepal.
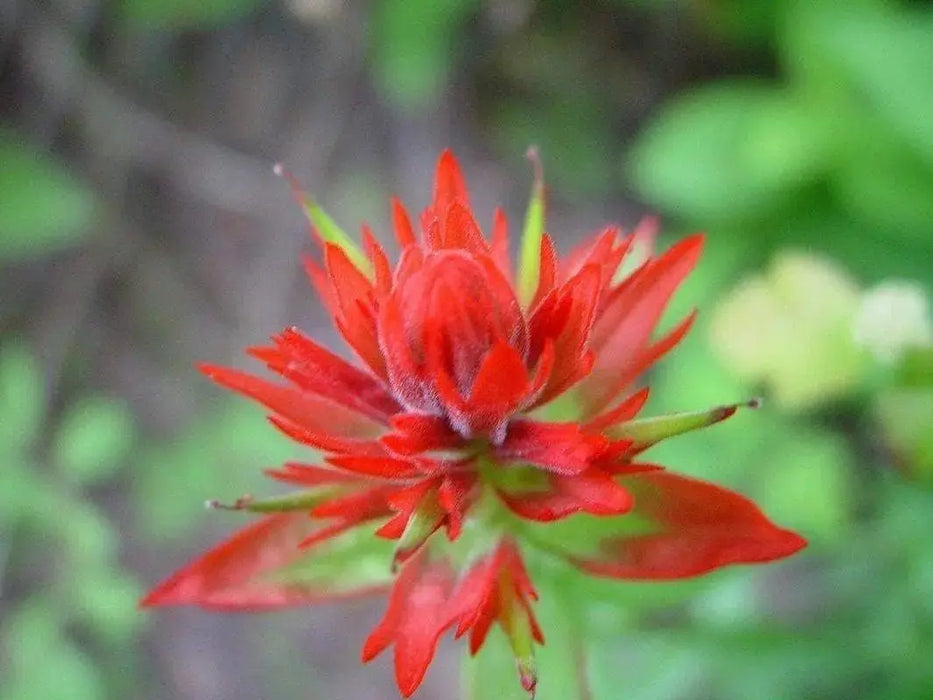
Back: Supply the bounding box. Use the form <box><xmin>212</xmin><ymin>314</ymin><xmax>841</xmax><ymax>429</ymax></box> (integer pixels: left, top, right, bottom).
<box><xmin>609</xmin><ymin>400</ymin><xmax>759</xmax><ymax>452</ymax></box>
<box><xmin>392</xmin><ymin>490</ymin><xmax>445</xmax><ymax>570</ymax></box>
<box><xmin>266</xmin><ymin>523</ymin><xmax>396</xmax><ymax>593</ymax></box>
<box><xmin>499</xmin><ymin>575</ymin><xmax>538</xmax><ymax>696</ymax></box>
<box><xmin>517</xmin><ymin>148</ymin><xmax>546</xmax><ymax>307</ymax></box>
<box><xmin>207</xmin><ymin>487</ymin><xmax>341</xmax><ymax>514</ymax></box>
<box><xmin>274</xmin><ymin>164</ymin><xmax>371</xmax><ymax>275</ymax></box>
<box><xmin>462</xmin><ymin>628</ymin><xmax>529</xmax><ymax>700</ymax></box>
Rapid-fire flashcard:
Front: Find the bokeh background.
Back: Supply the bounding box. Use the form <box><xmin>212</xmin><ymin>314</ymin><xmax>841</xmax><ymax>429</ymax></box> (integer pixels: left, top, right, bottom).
<box><xmin>2</xmin><ymin>0</ymin><xmax>932</xmax><ymax>698</ymax></box>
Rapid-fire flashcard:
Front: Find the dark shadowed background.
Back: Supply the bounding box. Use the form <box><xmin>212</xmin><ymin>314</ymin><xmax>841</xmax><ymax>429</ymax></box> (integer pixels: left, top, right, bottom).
<box><xmin>2</xmin><ymin>1</ymin><xmax>932</xmax><ymax>699</ymax></box>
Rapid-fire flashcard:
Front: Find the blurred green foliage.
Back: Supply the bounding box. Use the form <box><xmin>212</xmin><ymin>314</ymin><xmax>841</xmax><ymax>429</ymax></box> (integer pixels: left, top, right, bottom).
<box><xmin>470</xmin><ymin>0</ymin><xmax>933</xmax><ymax>697</ymax></box>
<box><xmin>709</xmin><ymin>251</ymin><xmax>866</xmax><ymax>409</ymax></box>
<box><xmin>0</xmin><ymin>129</ymin><xmax>96</xmax><ymax>260</ymax></box>
<box><xmin>0</xmin><ymin>343</ymin><xmax>142</xmax><ymax>700</ymax></box>
<box><xmin>370</xmin><ymin>0</ymin><xmax>479</xmax><ymax>110</ymax></box>
<box><xmin>118</xmin><ymin>0</ymin><xmax>271</xmax><ymax>29</ymax></box>
<box><xmin>132</xmin><ymin>401</ymin><xmax>305</xmax><ymax>541</ymax></box>
<box><xmin>629</xmin><ymin>0</ymin><xmax>933</xmax><ymax>283</ymax></box>
<box><xmin>4</xmin><ymin>0</ymin><xmax>933</xmax><ymax>698</ymax></box>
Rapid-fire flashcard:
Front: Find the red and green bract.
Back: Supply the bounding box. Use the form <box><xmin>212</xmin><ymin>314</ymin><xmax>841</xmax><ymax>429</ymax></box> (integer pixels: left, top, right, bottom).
<box><xmin>142</xmin><ymin>151</ymin><xmax>806</xmax><ymax>697</ymax></box>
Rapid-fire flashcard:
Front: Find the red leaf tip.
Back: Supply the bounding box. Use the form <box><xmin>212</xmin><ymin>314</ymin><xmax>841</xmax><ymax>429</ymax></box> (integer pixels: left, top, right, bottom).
<box><xmin>519</xmin><ymin>662</ymin><xmax>537</xmax><ymax>697</ymax></box>
<box><xmin>205</xmin><ymin>495</ymin><xmax>254</xmax><ymax>511</ymax></box>
<box><xmin>525</xmin><ymin>145</ymin><xmax>543</xmax><ymax>186</ymax></box>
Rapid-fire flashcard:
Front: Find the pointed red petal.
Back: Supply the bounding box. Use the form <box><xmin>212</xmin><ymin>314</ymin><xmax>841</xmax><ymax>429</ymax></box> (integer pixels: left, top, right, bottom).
<box><xmin>432</xmin><ymin>149</ymin><xmax>470</xmax><ymax>215</ymax></box>
<box><xmin>601</xmin><ymin>461</ymin><xmax>665</xmax><ymax>477</ymax></box>
<box><xmin>326</xmin><ymin>454</ymin><xmax>425</xmax><ymax>480</ymax></box>
<box><xmin>310</xmin><ymin>485</ymin><xmax>392</xmax><ymax>521</ymax></box>
<box><xmin>140</xmin><ymin>513</ymin><xmax>380</xmax><ymax>609</ymax></box>
<box><xmin>248</xmin><ymin>327</ymin><xmax>399</xmax><ymax>423</ymax></box>
<box><xmin>324</xmin><ymin>243</ymin><xmax>386</xmax><ymax>378</ymax></box>
<box><xmin>584</xmin><ymin>387</ymin><xmax>651</xmax><ymax>433</ymax></box>
<box><xmin>530</xmin><ymin>233</ymin><xmax>557</xmax><ymax>311</ymax></box>
<box><xmin>497</xmin><ymin>470</ymin><xmax>633</xmax><ymax>522</ymax></box>
<box><xmin>588</xmin><ymin>310</ymin><xmax>697</xmax><ymax>415</ymax></box>
<box><xmin>499</xmin><ymin>539</ymin><xmax>537</xmax><ymax>599</ymax></box>
<box><xmin>496</xmin><ymin>419</ymin><xmax>608</xmax><ymax>475</ymax></box>
<box><xmin>551</xmin><ymin>471</ymin><xmax>634</xmax><ymax>515</ymax></box>
<box><xmin>447</xmin><ymin>539</ymin><xmax>541</xmax><ymax>661</ymax></box>
<box><xmin>572</xmin><ymin>472</ymin><xmax>807</xmax><ymax>580</ymax></box>
<box><xmin>563</xmin><ymin>226</ymin><xmax>627</xmax><ymax>284</ymax></box>
<box><xmin>490</xmin><ymin>207</ymin><xmax>510</xmax><ymax>275</ymax></box>
<box><xmin>525</xmin><ymin>338</ymin><xmax>556</xmax><ymax>407</ymax></box>
<box><xmin>624</xmin><ymin>308</ymin><xmax>696</xmax><ymax>380</ymax></box>
<box><xmin>362</xmin><ymin>224</ymin><xmax>393</xmax><ymax>296</ymax></box>
<box><xmin>467</xmin><ymin>596</ymin><xmax>499</xmax><ymax>654</ymax></box>
<box><xmin>302</xmin><ymin>254</ymin><xmax>338</xmax><ymax>317</ymax></box>
<box><xmin>529</xmin><ymin>264</ymin><xmax>602</xmax><ymax>405</ymax></box>
<box><xmin>378</xmin><ymin>295</ymin><xmax>436</xmax><ymax>412</ymax></box>
<box><xmin>391</xmin><ymin>197</ymin><xmax>417</xmax><ymax>248</ymax></box>
<box><xmin>381</xmin><ymin>413</ymin><xmax>463</xmax><ymax>455</ymax></box>
<box><xmin>263</xmin><ymin>462</ymin><xmax>360</xmax><ymax>486</ymax></box>
<box><xmin>497</xmin><ymin>488</ymin><xmax>589</xmax><ymax>522</ymax></box>
<box><xmin>464</xmin><ymin>342</ymin><xmax>531</xmax><ymax>438</ymax></box>
<box><xmin>326</xmin><ymin>242</ymin><xmax>373</xmax><ymax>315</ymax></box>
<box><xmin>198</xmin><ymin>364</ymin><xmax>378</xmax><ymax>437</ymax></box>
<box><xmin>266</xmin><ymin>414</ymin><xmax>380</xmax><ymax>455</ymax></box>
<box><xmin>446</xmin><ymin>544</ymin><xmax>501</xmax><ymax>641</ymax></box>
<box><xmin>441</xmin><ymin>201</ymin><xmax>488</xmax><ymax>253</ymax></box>
<box><xmin>583</xmin><ymin>235</ymin><xmax>703</xmax><ymax>415</ymax></box>
<box><xmin>437</xmin><ymin>472</ymin><xmax>478</xmax><ymax>540</ymax></box>
<box><xmin>361</xmin><ymin>554</ymin><xmax>455</xmax><ymax>697</ymax></box>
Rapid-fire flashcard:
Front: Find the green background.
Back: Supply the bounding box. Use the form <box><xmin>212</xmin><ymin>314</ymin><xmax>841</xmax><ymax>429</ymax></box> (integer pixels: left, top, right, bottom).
<box><xmin>1</xmin><ymin>0</ymin><xmax>931</xmax><ymax>698</ymax></box>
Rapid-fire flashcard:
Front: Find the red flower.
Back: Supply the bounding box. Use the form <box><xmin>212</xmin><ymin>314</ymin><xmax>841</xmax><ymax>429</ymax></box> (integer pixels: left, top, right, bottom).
<box><xmin>142</xmin><ymin>150</ymin><xmax>805</xmax><ymax>697</ymax></box>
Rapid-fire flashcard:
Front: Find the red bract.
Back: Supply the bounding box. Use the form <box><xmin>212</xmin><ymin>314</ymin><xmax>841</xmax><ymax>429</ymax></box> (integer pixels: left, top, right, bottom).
<box><xmin>142</xmin><ymin>150</ymin><xmax>806</xmax><ymax>697</ymax></box>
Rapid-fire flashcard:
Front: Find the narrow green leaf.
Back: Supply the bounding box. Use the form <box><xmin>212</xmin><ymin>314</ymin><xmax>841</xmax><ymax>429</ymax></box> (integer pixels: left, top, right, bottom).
<box><xmin>268</xmin><ymin>524</ymin><xmax>395</xmax><ymax>593</ymax></box>
<box><xmin>494</xmin><ymin>98</ymin><xmax>614</xmax><ymax>197</ymax></box>
<box><xmin>133</xmin><ymin>400</ymin><xmax>305</xmax><ymax>541</ymax></box>
<box><xmin>609</xmin><ymin>400</ymin><xmax>758</xmax><ymax>452</ymax></box>
<box><xmin>274</xmin><ymin>164</ymin><xmax>371</xmax><ymax>275</ymax></box>
<box><xmin>528</xmin><ymin>577</ymin><xmax>591</xmax><ymax>700</ymax></box>
<box><xmin>462</xmin><ymin>627</ymin><xmax>530</xmax><ymax>700</ymax></box>
<box><xmin>206</xmin><ymin>487</ymin><xmax>341</xmax><ymax>514</ymax></box>
<box><xmin>517</xmin><ymin>147</ymin><xmax>546</xmax><ymax>306</ymax></box>
<box><xmin>392</xmin><ymin>490</ymin><xmax>444</xmax><ymax>569</ymax></box>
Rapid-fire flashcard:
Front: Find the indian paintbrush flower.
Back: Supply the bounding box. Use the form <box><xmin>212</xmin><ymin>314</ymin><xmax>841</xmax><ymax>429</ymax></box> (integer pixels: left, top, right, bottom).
<box><xmin>142</xmin><ymin>150</ymin><xmax>806</xmax><ymax>697</ymax></box>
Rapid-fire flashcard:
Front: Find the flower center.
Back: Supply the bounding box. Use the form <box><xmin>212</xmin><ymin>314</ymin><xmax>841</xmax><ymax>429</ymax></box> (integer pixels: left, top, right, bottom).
<box><xmin>390</xmin><ymin>250</ymin><xmax>529</xmax><ymax>433</ymax></box>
